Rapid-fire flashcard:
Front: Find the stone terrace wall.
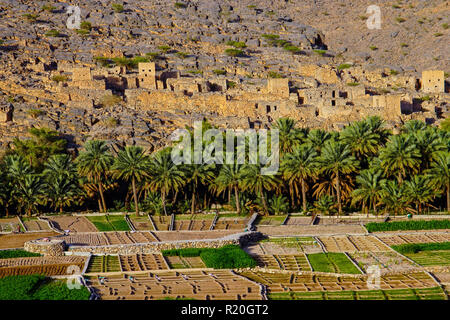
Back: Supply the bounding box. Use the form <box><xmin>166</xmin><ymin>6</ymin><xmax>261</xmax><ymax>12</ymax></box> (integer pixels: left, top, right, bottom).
<box><xmin>24</xmin><ymin>239</ymin><xmax>66</xmax><ymax>256</ymax></box>
<box><xmin>68</xmin><ymin>232</ymin><xmax>263</xmax><ymax>255</ymax></box>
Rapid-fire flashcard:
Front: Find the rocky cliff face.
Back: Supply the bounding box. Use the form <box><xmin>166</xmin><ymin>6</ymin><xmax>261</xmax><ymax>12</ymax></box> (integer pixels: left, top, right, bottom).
<box><xmin>0</xmin><ymin>0</ymin><xmax>448</xmax><ymax>151</ymax></box>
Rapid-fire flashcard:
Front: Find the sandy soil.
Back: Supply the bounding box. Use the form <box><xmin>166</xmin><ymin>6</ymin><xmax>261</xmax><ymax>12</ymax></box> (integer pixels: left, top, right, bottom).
<box><xmin>0</xmin><ymin>231</ymin><xmax>59</xmax><ymax>249</ymax></box>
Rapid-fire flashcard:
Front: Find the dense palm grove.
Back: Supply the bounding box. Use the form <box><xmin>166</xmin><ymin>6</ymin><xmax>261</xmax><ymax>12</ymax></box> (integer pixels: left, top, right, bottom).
<box><xmin>0</xmin><ymin>116</ymin><xmax>448</xmax><ymax>217</ymax></box>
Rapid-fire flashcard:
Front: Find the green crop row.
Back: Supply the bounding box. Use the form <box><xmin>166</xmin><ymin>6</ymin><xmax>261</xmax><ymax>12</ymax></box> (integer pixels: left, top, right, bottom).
<box><xmin>365</xmin><ymin>220</ymin><xmax>450</xmax><ymax>232</ymax></box>
<box><xmin>0</xmin><ymin>275</ymin><xmax>90</xmax><ymax>300</ymax></box>
<box><xmin>392</xmin><ymin>242</ymin><xmax>450</xmax><ymax>254</ymax></box>
<box><xmin>0</xmin><ymin>250</ymin><xmax>41</xmax><ymax>259</ymax></box>
<box><xmin>162</xmin><ymin>245</ymin><xmax>257</xmax><ymax>269</ymax></box>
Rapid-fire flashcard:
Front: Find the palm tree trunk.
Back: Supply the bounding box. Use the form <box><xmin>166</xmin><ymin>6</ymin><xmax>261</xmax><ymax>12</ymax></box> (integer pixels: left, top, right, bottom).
<box><xmin>234</xmin><ymin>186</ymin><xmax>240</xmax><ymax>214</ymax></box>
<box><xmin>301</xmin><ymin>178</ymin><xmax>307</xmax><ymax>213</ymax></box>
<box><xmin>132</xmin><ymin>177</ymin><xmax>139</xmax><ymax>217</ymax></box>
<box><xmin>373</xmin><ymin>199</ymin><xmax>377</xmax><ymax>216</ymax></box>
<box><xmin>191</xmin><ymin>189</ymin><xmax>196</xmax><ymax>214</ymax></box>
<box><xmin>447</xmin><ymin>182</ymin><xmax>449</xmax><ymax>213</ymax></box>
<box><xmin>5</xmin><ymin>206</ymin><xmax>9</xmax><ymax>217</ymax></box>
<box><xmin>172</xmin><ymin>190</ymin><xmax>178</xmax><ymax>204</ymax></box>
<box><xmin>260</xmin><ymin>186</ymin><xmax>269</xmax><ymax>216</ymax></box>
<box><xmin>336</xmin><ymin>171</ymin><xmax>342</xmax><ymax>217</ymax></box>
<box><xmin>60</xmin><ymin>204</ymin><xmax>63</xmax><ymax>214</ymax></box>
<box><xmin>203</xmin><ymin>193</ymin><xmax>207</xmax><ymax>210</ymax></box>
<box><xmin>362</xmin><ymin>200</ymin><xmax>367</xmax><ymax>218</ymax></box>
<box><xmin>98</xmin><ymin>179</ymin><xmax>107</xmax><ymax>213</ymax></box>
<box><xmin>98</xmin><ymin>198</ymin><xmax>102</xmax><ymax>212</ymax></box>
<box><xmin>162</xmin><ymin>189</ymin><xmax>167</xmax><ymax>216</ymax></box>
<box><xmin>289</xmin><ymin>183</ymin><xmax>294</xmax><ymax>208</ymax></box>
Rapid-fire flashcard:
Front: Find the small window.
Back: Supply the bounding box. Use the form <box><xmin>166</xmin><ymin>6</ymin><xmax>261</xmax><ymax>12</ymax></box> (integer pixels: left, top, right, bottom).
<box><xmin>266</xmin><ymin>105</ymin><xmax>271</xmax><ymax>113</ymax></box>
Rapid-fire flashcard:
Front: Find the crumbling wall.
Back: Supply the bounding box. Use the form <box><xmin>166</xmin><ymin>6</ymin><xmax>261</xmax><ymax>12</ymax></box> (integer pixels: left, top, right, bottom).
<box><xmin>422</xmin><ymin>70</ymin><xmax>445</xmax><ymax>93</ymax></box>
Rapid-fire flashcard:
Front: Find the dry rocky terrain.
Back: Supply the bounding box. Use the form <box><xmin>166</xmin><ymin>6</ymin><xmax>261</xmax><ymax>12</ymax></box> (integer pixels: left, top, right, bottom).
<box><xmin>0</xmin><ymin>0</ymin><xmax>447</xmax><ymax>151</ymax></box>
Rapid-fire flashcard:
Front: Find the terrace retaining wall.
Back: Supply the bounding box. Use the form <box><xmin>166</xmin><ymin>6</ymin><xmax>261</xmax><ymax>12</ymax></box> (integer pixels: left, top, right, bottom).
<box><xmin>66</xmin><ymin>232</ymin><xmax>263</xmax><ymax>255</ymax></box>
<box><xmin>24</xmin><ymin>239</ymin><xmax>66</xmax><ymax>256</ymax></box>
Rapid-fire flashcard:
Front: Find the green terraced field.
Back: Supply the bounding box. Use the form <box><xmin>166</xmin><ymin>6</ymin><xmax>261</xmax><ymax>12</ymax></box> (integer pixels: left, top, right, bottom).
<box><xmin>86</xmin><ymin>255</ymin><xmax>121</xmax><ymax>273</ymax></box>
<box><xmin>269</xmin><ymin>286</ymin><xmax>446</xmax><ymax>300</ymax></box>
<box><xmin>174</xmin><ymin>214</ymin><xmax>215</xmax><ymax>220</ymax></box>
<box><xmin>86</xmin><ymin>215</ymin><xmax>130</xmax><ymax>232</ymax></box>
<box><xmin>405</xmin><ymin>250</ymin><xmax>450</xmax><ymax>266</ymax></box>
<box><xmin>307</xmin><ymin>253</ymin><xmax>361</xmax><ymax>274</ymax></box>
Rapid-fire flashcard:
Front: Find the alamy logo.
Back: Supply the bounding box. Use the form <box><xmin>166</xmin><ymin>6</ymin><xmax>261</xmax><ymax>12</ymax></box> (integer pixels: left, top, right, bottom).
<box><xmin>66</xmin><ymin>265</ymin><xmax>82</xmax><ymax>290</ymax></box>
<box><xmin>169</xmin><ymin>121</ymin><xmax>279</xmax><ymax>175</ymax></box>
<box><xmin>366</xmin><ymin>265</ymin><xmax>381</xmax><ymax>290</ymax></box>
<box><xmin>66</xmin><ymin>5</ymin><xmax>81</xmax><ymax>30</ymax></box>
<box><xmin>366</xmin><ymin>5</ymin><xmax>381</xmax><ymax>30</ymax></box>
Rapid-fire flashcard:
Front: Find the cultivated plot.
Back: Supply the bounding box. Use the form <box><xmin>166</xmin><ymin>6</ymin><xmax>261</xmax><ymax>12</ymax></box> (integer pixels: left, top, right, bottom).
<box><xmin>150</xmin><ymin>216</ymin><xmax>171</xmax><ymax>231</ymax></box>
<box><xmin>86</xmin><ymin>215</ymin><xmax>130</xmax><ymax>232</ymax></box>
<box><xmin>349</xmin><ymin>251</ymin><xmax>418</xmax><ymax>274</ymax></box>
<box><xmin>165</xmin><ymin>256</ymin><xmax>206</xmax><ymax>269</ymax></box>
<box><xmin>86</xmin><ymin>270</ymin><xmax>263</xmax><ymax>300</ymax></box>
<box><xmin>119</xmin><ymin>254</ymin><xmax>170</xmax><ymax>271</ymax></box>
<box><xmin>251</xmin><ymin>254</ymin><xmax>312</xmax><ymax>272</ymax></box>
<box><xmin>45</xmin><ymin>216</ymin><xmax>98</xmax><ymax>233</ymax></box>
<box><xmin>244</xmin><ymin>237</ymin><xmax>322</xmax><ymax>256</ymax></box>
<box><xmin>21</xmin><ymin>217</ymin><xmax>51</xmax><ymax>232</ymax></box>
<box><xmin>269</xmin><ymin>286</ymin><xmax>446</xmax><ymax>300</ymax></box>
<box><xmin>307</xmin><ymin>252</ymin><xmax>361</xmax><ymax>274</ymax></box>
<box><xmin>238</xmin><ymin>271</ymin><xmax>438</xmax><ymax>294</ymax></box>
<box><xmin>86</xmin><ymin>255</ymin><xmax>121</xmax><ymax>273</ymax></box>
<box><xmin>0</xmin><ymin>232</ymin><xmax>59</xmax><ymax>249</ymax></box>
<box><xmin>318</xmin><ymin>235</ymin><xmax>390</xmax><ymax>252</ymax></box>
<box><xmin>404</xmin><ymin>250</ymin><xmax>450</xmax><ymax>266</ymax></box>
<box><xmin>0</xmin><ymin>218</ymin><xmax>22</xmax><ymax>233</ymax></box>
<box><xmin>0</xmin><ymin>256</ymin><xmax>86</xmax><ymax>277</ymax></box>
<box><xmin>128</xmin><ymin>215</ymin><xmax>154</xmax><ymax>231</ymax></box>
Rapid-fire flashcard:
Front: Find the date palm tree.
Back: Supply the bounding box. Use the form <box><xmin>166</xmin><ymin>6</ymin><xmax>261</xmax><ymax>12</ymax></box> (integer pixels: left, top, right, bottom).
<box><xmin>239</xmin><ymin>163</ymin><xmax>280</xmax><ymax>215</ymax></box>
<box><xmin>43</xmin><ymin>154</ymin><xmax>80</xmax><ymax>213</ymax></box>
<box><xmin>0</xmin><ymin>170</ymin><xmax>12</xmax><ymax>216</ymax></box>
<box><xmin>401</xmin><ymin>119</ymin><xmax>427</xmax><ymax>135</ymax></box>
<box><xmin>185</xmin><ymin>163</ymin><xmax>215</xmax><ymax>214</ymax></box>
<box><xmin>281</xmin><ymin>145</ymin><xmax>318</xmax><ymax>212</ymax></box>
<box><xmin>379</xmin><ymin>134</ymin><xmax>421</xmax><ymax>183</ymax></box>
<box><xmin>319</xmin><ymin>141</ymin><xmax>359</xmax><ymax>216</ymax></box>
<box><xmin>16</xmin><ymin>174</ymin><xmax>44</xmax><ymax>216</ymax></box>
<box><xmin>268</xmin><ymin>195</ymin><xmax>289</xmax><ymax>215</ymax></box>
<box><xmin>4</xmin><ymin>154</ymin><xmax>32</xmax><ymax>183</ymax></box>
<box><xmin>314</xmin><ymin>194</ymin><xmax>335</xmax><ymax>216</ymax></box>
<box><xmin>43</xmin><ymin>154</ymin><xmax>77</xmax><ymax>181</ymax></box>
<box><xmin>76</xmin><ymin>140</ymin><xmax>114</xmax><ymax>213</ymax></box>
<box><xmin>351</xmin><ymin>169</ymin><xmax>384</xmax><ymax>216</ymax></box>
<box><xmin>112</xmin><ymin>146</ymin><xmax>150</xmax><ymax>217</ymax></box>
<box><xmin>272</xmin><ymin>118</ymin><xmax>302</xmax><ymax>155</ymax></box>
<box><xmin>306</xmin><ymin>129</ymin><xmax>331</xmax><ymax>152</ymax></box>
<box><xmin>146</xmin><ymin>148</ymin><xmax>186</xmax><ymax>215</ymax></box>
<box><xmin>215</xmin><ymin>163</ymin><xmax>243</xmax><ymax>214</ymax></box>
<box><xmin>380</xmin><ymin>180</ymin><xmax>407</xmax><ymax>216</ymax></box>
<box><xmin>413</xmin><ymin>128</ymin><xmax>446</xmax><ymax>171</ymax></box>
<box><xmin>44</xmin><ymin>175</ymin><xmax>80</xmax><ymax>213</ymax></box>
<box><xmin>366</xmin><ymin>116</ymin><xmax>391</xmax><ymax>145</ymax></box>
<box><xmin>426</xmin><ymin>151</ymin><xmax>450</xmax><ymax>212</ymax></box>
<box><xmin>340</xmin><ymin>119</ymin><xmax>382</xmax><ymax>163</ymax></box>
<box><xmin>313</xmin><ymin>173</ymin><xmax>355</xmax><ymax>205</ymax></box>
<box><xmin>404</xmin><ymin>175</ymin><xmax>436</xmax><ymax>214</ymax></box>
